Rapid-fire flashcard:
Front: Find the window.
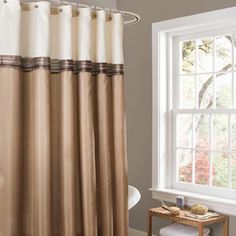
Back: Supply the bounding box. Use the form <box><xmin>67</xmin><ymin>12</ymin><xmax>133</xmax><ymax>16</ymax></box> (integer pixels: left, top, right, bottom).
<box><xmin>173</xmin><ymin>31</ymin><xmax>236</xmax><ymax>199</ymax></box>
<box><xmin>152</xmin><ymin>7</ymin><xmax>236</xmax><ymax>215</ymax></box>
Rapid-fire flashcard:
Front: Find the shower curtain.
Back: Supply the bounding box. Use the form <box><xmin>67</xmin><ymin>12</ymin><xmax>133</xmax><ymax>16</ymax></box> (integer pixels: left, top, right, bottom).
<box><xmin>0</xmin><ymin>1</ymin><xmax>128</xmax><ymax>236</ymax></box>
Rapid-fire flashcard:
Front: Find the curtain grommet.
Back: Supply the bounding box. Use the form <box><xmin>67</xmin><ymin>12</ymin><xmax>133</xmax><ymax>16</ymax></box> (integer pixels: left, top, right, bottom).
<box><xmin>59</xmin><ymin>9</ymin><xmax>63</xmax><ymax>13</ymax></box>
<box><xmin>3</xmin><ymin>0</ymin><xmax>7</xmax><ymax>3</ymax></box>
<box><xmin>34</xmin><ymin>4</ymin><xmax>39</xmax><ymax>8</ymax></box>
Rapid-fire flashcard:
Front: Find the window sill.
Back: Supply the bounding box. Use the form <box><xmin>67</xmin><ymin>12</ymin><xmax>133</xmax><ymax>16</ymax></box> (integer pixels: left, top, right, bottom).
<box><xmin>150</xmin><ymin>188</ymin><xmax>236</xmax><ymax>216</ymax></box>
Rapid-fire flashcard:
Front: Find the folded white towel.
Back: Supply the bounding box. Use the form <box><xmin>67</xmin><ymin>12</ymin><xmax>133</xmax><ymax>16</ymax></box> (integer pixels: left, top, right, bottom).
<box><xmin>160</xmin><ymin>223</ymin><xmax>210</xmax><ymax>236</ymax></box>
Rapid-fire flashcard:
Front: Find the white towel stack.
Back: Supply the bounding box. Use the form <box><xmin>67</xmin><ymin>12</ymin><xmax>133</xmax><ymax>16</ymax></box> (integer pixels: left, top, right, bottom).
<box><xmin>159</xmin><ymin>223</ymin><xmax>210</xmax><ymax>236</ymax></box>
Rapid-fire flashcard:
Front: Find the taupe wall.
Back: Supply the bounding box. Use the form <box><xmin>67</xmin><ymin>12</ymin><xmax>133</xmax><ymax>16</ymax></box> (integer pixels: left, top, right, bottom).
<box><xmin>25</xmin><ymin>0</ymin><xmax>117</xmax><ymax>8</ymax></box>
<box><xmin>117</xmin><ymin>0</ymin><xmax>236</xmax><ymax>235</ymax></box>
<box><xmin>77</xmin><ymin>0</ymin><xmax>116</xmax><ymax>8</ymax></box>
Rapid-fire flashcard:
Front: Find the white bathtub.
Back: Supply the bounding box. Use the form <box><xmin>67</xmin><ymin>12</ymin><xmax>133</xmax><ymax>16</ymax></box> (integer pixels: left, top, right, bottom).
<box><xmin>128</xmin><ymin>185</ymin><xmax>141</xmax><ymax>210</ymax></box>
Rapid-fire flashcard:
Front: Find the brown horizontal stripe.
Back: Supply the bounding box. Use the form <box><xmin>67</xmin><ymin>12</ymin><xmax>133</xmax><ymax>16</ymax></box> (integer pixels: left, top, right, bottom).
<box><xmin>73</xmin><ymin>60</ymin><xmax>93</xmax><ymax>73</ymax></box>
<box><xmin>93</xmin><ymin>63</ymin><xmax>108</xmax><ymax>75</ymax></box>
<box><xmin>51</xmin><ymin>59</ymin><xmax>74</xmax><ymax>73</ymax></box>
<box><xmin>108</xmin><ymin>64</ymin><xmax>124</xmax><ymax>76</ymax></box>
<box><xmin>0</xmin><ymin>56</ymin><xmax>22</xmax><ymax>68</ymax></box>
<box><xmin>22</xmin><ymin>57</ymin><xmax>50</xmax><ymax>72</ymax></box>
<box><xmin>0</xmin><ymin>56</ymin><xmax>124</xmax><ymax>75</ymax></box>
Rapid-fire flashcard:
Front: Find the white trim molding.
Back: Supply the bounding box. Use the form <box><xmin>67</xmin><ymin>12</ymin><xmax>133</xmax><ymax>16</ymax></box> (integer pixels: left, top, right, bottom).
<box><xmin>152</xmin><ymin>6</ymin><xmax>236</xmax><ymax>216</ymax></box>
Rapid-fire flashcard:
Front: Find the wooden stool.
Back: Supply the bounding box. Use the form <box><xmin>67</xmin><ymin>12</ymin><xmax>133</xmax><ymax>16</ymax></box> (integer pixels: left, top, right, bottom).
<box><xmin>147</xmin><ymin>207</ymin><xmax>229</xmax><ymax>236</ymax></box>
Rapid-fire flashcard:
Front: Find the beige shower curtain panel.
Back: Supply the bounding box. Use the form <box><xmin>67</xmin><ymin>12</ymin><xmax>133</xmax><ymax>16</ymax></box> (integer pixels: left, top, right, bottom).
<box><xmin>0</xmin><ymin>1</ymin><xmax>128</xmax><ymax>236</ymax></box>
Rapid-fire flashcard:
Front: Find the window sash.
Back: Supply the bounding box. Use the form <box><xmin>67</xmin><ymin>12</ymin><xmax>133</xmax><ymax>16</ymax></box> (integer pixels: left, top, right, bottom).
<box><xmin>172</xmin><ymin>29</ymin><xmax>236</xmax><ymax>198</ymax></box>
<box><xmin>173</xmin><ymin>30</ymin><xmax>236</xmax><ymax>110</ymax></box>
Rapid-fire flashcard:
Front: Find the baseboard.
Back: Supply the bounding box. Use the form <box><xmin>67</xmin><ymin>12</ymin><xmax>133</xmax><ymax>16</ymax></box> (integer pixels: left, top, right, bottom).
<box><xmin>129</xmin><ymin>228</ymin><xmax>156</xmax><ymax>236</ymax></box>
<box><xmin>129</xmin><ymin>228</ymin><xmax>146</xmax><ymax>236</ymax></box>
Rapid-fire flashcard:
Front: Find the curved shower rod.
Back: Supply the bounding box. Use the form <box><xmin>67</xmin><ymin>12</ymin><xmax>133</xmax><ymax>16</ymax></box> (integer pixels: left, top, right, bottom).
<box><xmin>20</xmin><ymin>0</ymin><xmax>141</xmax><ymax>25</ymax></box>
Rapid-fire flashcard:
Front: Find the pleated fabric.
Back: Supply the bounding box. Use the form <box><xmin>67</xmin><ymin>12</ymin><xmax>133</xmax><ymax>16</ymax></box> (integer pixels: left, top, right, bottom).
<box><xmin>0</xmin><ymin>1</ymin><xmax>128</xmax><ymax>236</ymax></box>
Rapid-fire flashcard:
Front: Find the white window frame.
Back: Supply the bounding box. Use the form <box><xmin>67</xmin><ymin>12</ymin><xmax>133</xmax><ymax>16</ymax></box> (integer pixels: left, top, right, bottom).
<box><xmin>152</xmin><ymin>7</ymin><xmax>236</xmax><ymax>216</ymax></box>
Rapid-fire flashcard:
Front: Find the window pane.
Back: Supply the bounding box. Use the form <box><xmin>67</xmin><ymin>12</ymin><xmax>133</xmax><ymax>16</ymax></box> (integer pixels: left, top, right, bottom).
<box><xmin>231</xmin><ymin>115</ymin><xmax>236</xmax><ymax>152</ymax></box>
<box><xmin>194</xmin><ymin>114</ymin><xmax>209</xmax><ymax>149</ymax></box>
<box><xmin>197</xmin><ymin>38</ymin><xmax>213</xmax><ymax>73</ymax></box>
<box><xmin>212</xmin><ymin>114</ymin><xmax>228</xmax><ymax>151</ymax></box>
<box><xmin>180</xmin><ymin>75</ymin><xmax>195</xmax><ymax>108</ymax></box>
<box><xmin>212</xmin><ymin>152</ymin><xmax>228</xmax><ymax>188</ymax></box>
<box><xmin>177</xmin><ymin>114</ymin><xmax>192</xmax><ymax>148</ymax></box>
<box><xmin>177</xmin><ymin>149</ymin><xmax>192</xmax><ymax>183</ymax></box>
<box><xmin>232</xmin><ymin>153</ymin><xmax>236</xmax><ymax>190</ymax></box>
<box><xmin>215</xmin><ymin>72</ymin><xmax>232</xmax><ymax>108</ymax></box>
<box><xmin>215</xmin><ymin>35</ymin><xmax>232</xmax><ymax>72</ymax></box>
<box><xmin>195</xmin><ymin>149</ymin><xmax>210</xmax><ymax>185</ymax></box>
<box><xmin>181</xmin><ymin>41</ymin><xmax>196</xmax><ymax>74</ymax></box>
<box><xmin>197</xmin><ymin>75</ymin><xmax>213</xmax><ymax>109</ymax></box>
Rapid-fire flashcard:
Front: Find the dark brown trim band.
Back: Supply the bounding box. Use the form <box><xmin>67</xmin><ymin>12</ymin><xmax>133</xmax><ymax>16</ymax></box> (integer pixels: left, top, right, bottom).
<box><xmin>92</xmin><ymin>63</ymin><xmax>108</xmax><ymax>75</ymax></box>
<box><xmin>73</xmin><ymin>60</ymin><xmax>93</xmax><ymax>73</ymax></box>
<box><xmin>0</xmin><ymin>56</ymin><xmax>124</xmax><ymax>75</ymax></box>
<box><xmin>22</xmin><ymin>57</ymin><xmax>50</xmax><ymax>72</ymax></box>
<box><xmin>108</xmin><ymin>64</ymin><xmax>124</xmax><ymax>76</ymax></box>
<box><xmin>0</xmin><ymin>56</ymin><xmax>21</xmax><ymax>68</ymax></box>
<box><xmin>51</xmin><ymin>59</ymin><xmax>74</xmax><ymax>73</ymax></box>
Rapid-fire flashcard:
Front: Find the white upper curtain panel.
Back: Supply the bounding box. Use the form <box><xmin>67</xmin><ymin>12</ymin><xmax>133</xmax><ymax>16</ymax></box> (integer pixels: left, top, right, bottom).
<box><xmin>0</xmin><ymin>0</ymin><xmax>124</xmax><ymax>64</ymax></box>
